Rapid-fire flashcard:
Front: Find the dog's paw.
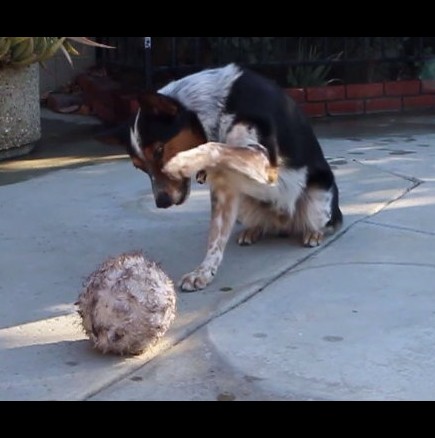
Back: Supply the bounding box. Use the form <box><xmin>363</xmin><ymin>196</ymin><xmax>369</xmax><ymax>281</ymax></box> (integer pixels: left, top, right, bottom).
<box><xmin>237</xmin><ymin>227</ymin><xmax>263</xmax><ymax>246</ymax></box>
<box><xmin>164</xmin><ymin>146</ymin><xmax>212</xmax><ymax>180</ymax></box>
<box><xmin>178</xmin><ymin>268</ymin><xmax>215</xmax><ymax>292</ymax></box>
<box><xmin>163</xmin><ymin>143</ymin><xmax>221</xmax><ymax>180</ymax></box>
<box><xmin>196</xmin><ymin>170</ymin><xmax>207</xmax><ymax>184</ymax></box>
<box><xmin>163</xmin><ymin>154</ymin><xmax>194</xmax><ymax>180</ymax></box>
<box><xmin>303</xmin><ymin>231</ymin><xmax>324</xmax><ymax>248</ymax></box>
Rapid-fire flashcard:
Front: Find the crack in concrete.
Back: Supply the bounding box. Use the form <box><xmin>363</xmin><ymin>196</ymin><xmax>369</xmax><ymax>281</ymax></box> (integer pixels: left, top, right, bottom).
<box><xmin>364</xmin><ymin>220</ymin><xmax>435</xmax><ymax>237</ymax></box>
<box><xmin>351</xmin><ymin>158</ymin><xmax>424</xmax><ymax>185</ymax></box>
<box><xmin>289</xmin><ymin>261</ymin><xmax>435</xmax><ymax>276</ymax></box>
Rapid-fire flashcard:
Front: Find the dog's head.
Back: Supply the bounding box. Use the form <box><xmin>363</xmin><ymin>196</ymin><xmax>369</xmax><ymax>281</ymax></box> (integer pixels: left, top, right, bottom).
<box><xmin>128</xmin><ymin>92</ymin><xmax>206</xmax><ymax>209</ymax></box>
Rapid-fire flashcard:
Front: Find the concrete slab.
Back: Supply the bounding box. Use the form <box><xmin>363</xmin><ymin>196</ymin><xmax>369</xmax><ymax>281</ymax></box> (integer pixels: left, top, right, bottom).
<box><xmin>321</xmin><ymin>134</ymin><xmax>435</xmax><ymax>183</ymax></box>
<box><xmin>303</xmin><ymin>221</ymin><xmax>435</xmax><ymax>269</ymax></box>
<box><xmin>0</xmin><ymin>314</ymin><xmax>139</xmax><ymax>401</ymax></box>
<box><xmin>2</xmin><ymin>110</ymin><xmax>435</xmax><ymax>400</ymax></box>
<box><xmin>368</xmin><ymin>183</ymin><xmax>435</xmax><ymax>236</ymax></box>
<box><xmin>0</xmin><ymin>146</ymin><xmax>411</xmax><ymax>400</ymax></box>
<box><xmin>94</xmin><ymin>261</ymin><xmax>435</xmax><ymax>402</ymax></box>
<box><xmin>207</xmin><ymin>263</ymin><xmax>435</xmax><ymax>401</ymax></box>
<box><xmin>313</xmin><ymin>111</ymin><xmax>435</xmax><ymax>140</ymax></box>
<box><xmin>89</xmin><ymin>326</ymin><xmax>294</xmax><ymax>401</ymax></box>
<box><xmin>91</xmin><ymin>223</ymin><xmax>435</xmax><ymax>401</ymax></box>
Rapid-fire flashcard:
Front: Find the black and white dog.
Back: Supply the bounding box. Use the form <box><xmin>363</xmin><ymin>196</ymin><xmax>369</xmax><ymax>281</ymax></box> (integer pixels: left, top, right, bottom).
<box><xmin>127</xmin><ymin>63</ymin><xmax>343</xmax><ymax>291</ymax></box>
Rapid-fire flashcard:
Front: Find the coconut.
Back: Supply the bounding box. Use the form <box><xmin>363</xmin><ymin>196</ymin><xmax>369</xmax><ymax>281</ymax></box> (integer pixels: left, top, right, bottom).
<box><xmin>76</xmin><ymin>251</ymin><xmax>176</xmax><ymax>356</ymax></box>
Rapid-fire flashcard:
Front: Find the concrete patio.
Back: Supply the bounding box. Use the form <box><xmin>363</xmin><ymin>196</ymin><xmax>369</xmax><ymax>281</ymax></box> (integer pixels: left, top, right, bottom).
<box><xmin>1</xmin><ymin>109</ymin><xmax>435</xmax><ymax>400</ymax></box>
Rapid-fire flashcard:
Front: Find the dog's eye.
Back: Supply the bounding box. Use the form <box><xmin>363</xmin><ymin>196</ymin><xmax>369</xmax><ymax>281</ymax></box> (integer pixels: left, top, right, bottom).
<box><xmin>154</xmin><ymin>142</ymin><xmax>164</xmax><ymax>159</ymax></box>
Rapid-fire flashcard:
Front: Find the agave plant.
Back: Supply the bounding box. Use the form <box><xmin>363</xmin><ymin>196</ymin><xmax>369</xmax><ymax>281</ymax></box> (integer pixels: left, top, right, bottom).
<box><xmin>287</xmin><ymin>38</ymin><xmax>342</xmax><ymax>88</ymax></box>
<box><xmin>0</xmin><ymin>37</ymin><xmax>114</xmax><ymax>68</ymax></box>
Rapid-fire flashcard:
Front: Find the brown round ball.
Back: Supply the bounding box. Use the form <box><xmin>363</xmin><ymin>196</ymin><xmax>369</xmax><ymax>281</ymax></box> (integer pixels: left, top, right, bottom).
<box><xmin>77</xmin><ymin>251</ymin><xmax>176</xmax><ymax>356</ymax></box>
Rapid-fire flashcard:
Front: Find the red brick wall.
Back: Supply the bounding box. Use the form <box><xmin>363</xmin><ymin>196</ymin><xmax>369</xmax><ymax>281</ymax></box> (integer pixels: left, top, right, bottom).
<box><xmin>287</xmin><ymin>80</ymin><xmax>435</xmax><ymax>118</ymax></box>
<box><xmin>75</xmin><ymin>72</ymin><xmax>435</xmax><ymax>125</ymax></box>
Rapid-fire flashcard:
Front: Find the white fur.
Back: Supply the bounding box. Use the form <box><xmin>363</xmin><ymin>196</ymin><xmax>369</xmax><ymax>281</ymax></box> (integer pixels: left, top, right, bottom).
<box><xmin>302</xmin><ymin>187</ymin><xmax>333</xmax><ymax>232</ymax></box>
<box><xmin>225</xmin><ymin>122</ymin><xmax>260</xmax><ymax>146</ymax></box>
<box><xmin>229</xmin><ymin>167</ymin><xmax>307</xmax><ymax>213</ymax></box>
<box><xmin>130</xmin><ymin>109</ymin><xmax>146</xmax><ymax>161</ymax></box>
<box><xmin>159</xmin><ymin>64</ymin><xmax>242</xmax><ymax>141</ymax></box>
<box><xmin>218</xmin><ymin>114</ymin><xmax>237</xmax><ymax>142</ymax></box>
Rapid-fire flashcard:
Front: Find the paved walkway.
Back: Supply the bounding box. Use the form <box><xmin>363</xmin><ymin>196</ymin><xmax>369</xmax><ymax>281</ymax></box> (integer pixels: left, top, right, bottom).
<box><xmin>1</xmin><ymin>109</ymin><xmax>435</xmax><ymax>400</ymax></box>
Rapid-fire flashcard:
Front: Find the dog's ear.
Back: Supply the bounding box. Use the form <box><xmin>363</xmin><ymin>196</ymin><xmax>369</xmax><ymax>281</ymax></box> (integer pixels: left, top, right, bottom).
<box><xmin>138</xmin><ymin>92</ymin><xmax>179</xmax><ymax>117</ymax></box>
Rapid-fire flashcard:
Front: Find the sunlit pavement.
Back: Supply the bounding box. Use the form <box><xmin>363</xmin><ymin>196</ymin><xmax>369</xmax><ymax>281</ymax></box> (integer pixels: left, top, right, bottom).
<box><xmin>1</xmin><ymin>109</ymin><xmax>435</xmax><ymax>400</ymax></box>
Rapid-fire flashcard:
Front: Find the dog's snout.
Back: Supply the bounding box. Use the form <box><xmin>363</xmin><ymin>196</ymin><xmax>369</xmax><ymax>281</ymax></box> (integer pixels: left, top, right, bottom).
<box><xmin>151</xmin><ymin>176</ymin><xmax>190</xmax><ymax>209</ymax></box>
<box><xmin>155</xmin><ymin>192</ymin><xmax>173</xmax><ymax>209</ymax></box>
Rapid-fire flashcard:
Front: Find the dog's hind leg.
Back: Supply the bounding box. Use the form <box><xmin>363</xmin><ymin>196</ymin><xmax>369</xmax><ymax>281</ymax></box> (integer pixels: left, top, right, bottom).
<box><xmin>296</xmin><ymin>185</ymin><xmax>341</xmax><ymax>248</ymax></box>
<box><xmin>178</xmin><ymin>181</ymin><xmax>239</xmax><ymax>292</ymax></box>
<box><xmin>237</xmin><ymin>225</ymin><xmax>264</xmax><ymax>246</ymax></box>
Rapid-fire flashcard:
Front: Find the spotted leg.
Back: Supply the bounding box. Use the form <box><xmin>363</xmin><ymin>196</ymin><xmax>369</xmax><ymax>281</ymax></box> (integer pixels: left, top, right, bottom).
<box><xmin>163</xmin><ymin>141</ymin><xmax>278</xmax><ymax>291</ymax></box>
<box><xmin>179</xmin><ymin>186</ymin><xmax>239</xmax><ymax>292</ymax></box>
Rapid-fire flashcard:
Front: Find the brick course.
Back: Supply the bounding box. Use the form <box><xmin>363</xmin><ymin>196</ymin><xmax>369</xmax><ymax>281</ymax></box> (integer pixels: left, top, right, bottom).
<box><xmin>328</xmin><ymin>100</ymin><xmax>365</xmax><ymax>116</ymax></box>
<box><xmin>294</xmin><ymin>79</ymin><xmax>435</xmax><ymax>119</ymax></box>
<box><xmin>384</xmin><ymin>80</ymin><xmax>421</xmax><ymax>96</ymax></box>
<box><xmin>306</xmin><ymin>85</ymin><xmax>345</xmax><ymax>102</ymax></box>
<box><xmin>365</xmin><ymin>97</ymin><xmax>402</xmax><ymax>113</ymax></box>
<box><xmin>74</xmin><ymin>72</ymin><xmax>435</xmax><ymax>124</ymax></box>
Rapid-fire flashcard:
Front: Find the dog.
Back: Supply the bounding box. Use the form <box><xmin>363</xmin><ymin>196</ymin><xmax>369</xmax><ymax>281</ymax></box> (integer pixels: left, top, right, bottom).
<box><xmin>127</xmin><ymin>63</ymin><xmax>343</xmax><ymax>292</ymax></box>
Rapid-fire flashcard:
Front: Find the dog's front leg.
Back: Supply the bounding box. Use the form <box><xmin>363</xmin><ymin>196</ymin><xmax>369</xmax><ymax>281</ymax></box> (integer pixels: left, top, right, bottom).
<box><xmin>180</xmin><ymin>184</ymin><xmax>239</xmax><ymax>292</ymax></box>
<box><xmin>163</xmin><ymin>142</ymin><xmax>278</xmax><ymax>185</ymax></box>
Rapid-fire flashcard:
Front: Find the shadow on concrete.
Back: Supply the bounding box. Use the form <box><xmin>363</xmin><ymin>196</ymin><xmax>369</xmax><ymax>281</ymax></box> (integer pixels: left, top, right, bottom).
<box><xmin>0</xmin><ymin>115</ymin><xmax>128</xmax><ymax>187</ymax></box>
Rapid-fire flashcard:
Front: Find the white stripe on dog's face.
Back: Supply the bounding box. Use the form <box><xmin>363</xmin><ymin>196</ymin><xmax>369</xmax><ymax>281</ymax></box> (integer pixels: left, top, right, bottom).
<box><xmin>130</xmin><ymin>109</ymin><xmax>146</xmax><ymax>161</ymax></box>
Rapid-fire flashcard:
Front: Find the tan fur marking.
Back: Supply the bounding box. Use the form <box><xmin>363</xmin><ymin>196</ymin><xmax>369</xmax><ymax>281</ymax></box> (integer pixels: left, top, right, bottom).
<box><xmin>267</xmin><ymin>166</ymin><xmax>279</xmax><ymax>184</ymax></box>
<box><xmin>162</xmin><ymin>128</ymin><xmax>205</xmax><ymax>166</ymax></box>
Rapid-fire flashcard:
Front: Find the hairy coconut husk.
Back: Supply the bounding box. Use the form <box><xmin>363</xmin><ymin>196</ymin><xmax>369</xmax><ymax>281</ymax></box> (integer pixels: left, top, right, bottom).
<box><xmin>77</xmin><ymin>251</ymin><xmax>176</xmax><ymax>356</ymax></box>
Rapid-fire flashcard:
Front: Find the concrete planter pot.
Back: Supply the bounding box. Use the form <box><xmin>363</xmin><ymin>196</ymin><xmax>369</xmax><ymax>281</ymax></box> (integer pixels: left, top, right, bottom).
<box><xmin>0</xmin><ymin>64</ymin><xmax>41</xmax><ymax>160</ymax></box>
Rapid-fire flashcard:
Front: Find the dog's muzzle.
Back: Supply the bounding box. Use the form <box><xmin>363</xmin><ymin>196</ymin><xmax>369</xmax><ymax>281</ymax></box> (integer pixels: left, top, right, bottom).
<box><xmin>155</xmin><ymin>192</ymin><xmax>173</xmax><ymax>209</ymax></box>
<box><xmin>153</xmin><ymin>178</ymin><xmax>191</xmax><ymax>209</ymax></box>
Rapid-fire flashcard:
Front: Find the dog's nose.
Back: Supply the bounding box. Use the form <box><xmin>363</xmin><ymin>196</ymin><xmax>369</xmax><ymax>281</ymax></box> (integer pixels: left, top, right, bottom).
<box><xmin>155</xmin><ymin>192</ymin><xmax>173</xmax><ymax>209</ymax></box>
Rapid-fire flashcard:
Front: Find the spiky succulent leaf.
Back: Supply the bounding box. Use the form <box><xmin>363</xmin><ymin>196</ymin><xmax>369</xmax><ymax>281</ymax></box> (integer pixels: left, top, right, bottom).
<box><xmin>0</xmin><ymin>37</ymin><xmax>115</xmax><ymax>69</ymax></box>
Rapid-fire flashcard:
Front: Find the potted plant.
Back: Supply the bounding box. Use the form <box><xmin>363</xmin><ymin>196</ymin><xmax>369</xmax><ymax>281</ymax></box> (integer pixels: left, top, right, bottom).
<box><xmin>0</xmin><ymin>37</ymin><xmax>113</xmax><ymax>160</ymax></box>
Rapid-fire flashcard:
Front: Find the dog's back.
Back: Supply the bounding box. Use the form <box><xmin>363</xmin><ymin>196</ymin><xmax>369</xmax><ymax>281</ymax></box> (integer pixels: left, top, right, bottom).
<box><xmin>216</xmin><ymin>66</ymin><xmax>343</xmax><ymax>231</ymax></box>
